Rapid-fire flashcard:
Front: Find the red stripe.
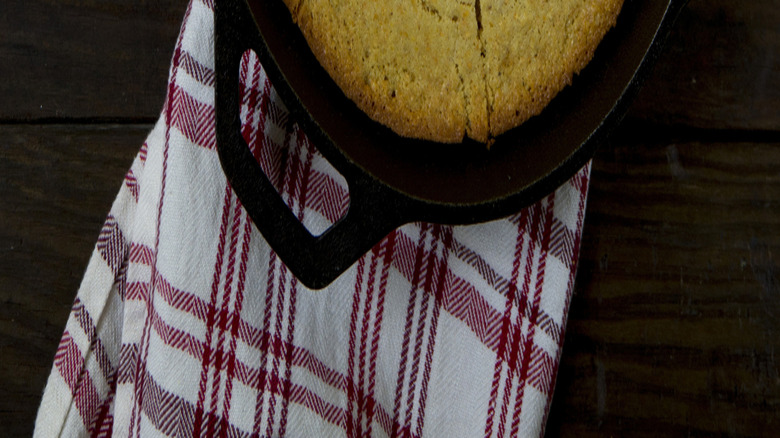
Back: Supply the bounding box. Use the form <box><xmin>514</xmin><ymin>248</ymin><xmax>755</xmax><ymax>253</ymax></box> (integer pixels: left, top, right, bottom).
<box><xmin>264</xmin><ymin>264</ymin><xmax>288</xmax><ymax>437</ymax></box>
<box><xmin>251</xmin><ymin>118</ymin><xmax>292</xmax><ymax>432</ymax></box>
<box><xmin>129</xmin><ymin>243</ymin><xmax>154</xmax><ymax>265</ymax></box>
<box><xmin>415</xmin><ymin>226</ymin><xmax>453</xmax><ymax>436</ymax></box>
<box><xmin>392</xmin><ymin>228</ymin><xmax>422</xmax><ymax>281</ymax></box>
<box><xmin>194</xmin><ymin>187</ymin><xmax>234</xmax><ymax>437</ymax></box>
<box><xmin>54</xmin><ymin>332</ymin><xmax>103</xmax><ymax>432</ymax></box>
<box><xmin>263</xmin><ymin>121</ymin><xmax>307</xmax><ymax>437</ymax></box>
<box><xmin>451</xmin><ymin>231</ymin><xmax>564</xmax><ymax>347</ymax></box>
<box><xmin>268</xmin><ymin>99</ymin><xmax>289</xmax><ymax>127</ymax></box>
<box><xmin>236</xmin><ymin>358</ymin><xmax>409</xmax><ymax>435</ymax></box>
<box><xmin>153</xmin><ymin>272</ymin><xmax>211</xmax><ymax>322</ymax></box>
<box><xmin>288</xmin><ymin>382</ymin><xmax>345</xmax><ymax>428</ymax></box>
<box><xmin>278</xmin><ymin>276</ymin><xmax>299</xmax><ymax>437</ymax></box>
<box><xmin>126</xmin><ymin>271</ymin><xmax>240</xmax><ymax>333</ymax></box>
<box><xmin>536</xmin><ymin>312</ymin><xmax>562</xmax><ymax>346</ymax></box>
<box><xmin>251</xmin><ymin>249</ymin><xmax>279</xmax><ymax>435</ymax></box>
<box><xmin>138</xmin><ymin>370</ymin><xmax>199</xmax><ymax>437</ymax></box>
<box><xmin>375</xmin><ymin>401</ymin><xmax>395</xmax><ymax>438</ymax></box>
<box><xmin>72</xmin><ymin>299</ymin><xmax>114</xmax><ymax>387</ymax></box>
<box><xmin>240</xmin><ymin>51</ymin><xmax>268</xmax><ymax>162</ymax></box>
<box><xmin>498</xmin><ymin>203</ymin><xmax>542</xmax><ymax>438</ymax></box>
<box><xmin>125</xmin><ymin>169</ymin><xmax>139</xmax><ymax>202</ymax></box>
<box><xmin>252</xmin><ymin>129</ymin><xmax>286</xmax><ymax>196</ymax></box>
<box><xmin>510</xmin><ymin>198</ymin><xmax>556</xmax><ymax>436</ymax></box>
<box><xmin>525</xmin><ymin>345</ymin><xmax>556</xmax><ymax>392</ymax></box>
<box><xmin>283</xmin><ymin>130</ymin><xmax>305</xmax><ymax>211</ymax></box>
<box><xmin>241</xmin><ymin>59</ymin><xmax>291</xmax><ymax>196</ymax></box>
<box><xmin>278</xmin><ymin>127</ymin><xmax>315</xmax><ymax>436</ymax></box>
<box><xmin>263</xmin><ymin>231</ymin><xmax>292</xmax><ymax>435</ymax></box>
<box><xmin>239</xmin><ymin>50</ymin><xmax>256</xmax><ymax>156</ymax></box>
<box><xmin>389</xmin><ymin>229</ymin><xmax>565</xmax><ymax>366</ymax></box>
<box><xmin>127</xmin><ymin>313</ymin><xmax>360</xmax><ymax>412</ymax></box>
<box><xmin>179</xmin><ymin>50</ymin><xmax>216</xmax><ymax>87</ymax></box>
<box><xmin>392</xmin><ymin>222</ymin><xmax>431</xmax><ymax>435</ymax></box>
<box><xmin>115</xmin><ymin>262</ymin><xmax>129</xmax><ymax>303</ymax></box>
<box><xmin>346</xmin><ymin>254</ymin><xmax>367</xmax><ymax>438</ymax></box>
<box><xmin>511</xmin><ymin>207</ymin><xmax>545</xmax><ymax>386</ymax></box>
<box><xmin>130</xmin><ymin>51</ymin><xmax>170</xmax><ymax>438</ymax></box>
<box><xmin>394</xmin><ymin>232</ymin><xmax>506</xmax><ymax>351</ymax></box>
<box><xmin>549</xmin><ymin>217</ymin><xmax>576</xmax><ymax>270</ymax></box>
<box><xmin>219</xmin><ymin>214</ymin><xmax>254</xmax><ymax>436</ymax></box>
<box><xmin>451</xmin><ymin>239</ymin><xmax>512</xmax><ymax>296</ymax></box>
<box><xmin>206</xmin><ymin>195</ymin><xmax>245</xmax><ymax>437</ymax></box>
<box><xmin>306</xmin><ymin>169</ymin><xmax>350</xmax><ymax>225</ymax></box>
<box><xmin>118</xmin><ymin>344</ymin><xmax>138</xmax><ymax>385</ymax></box>
<box><xmin>96</xmin><ymin>215</ymin><xmax>127</xmax><ymax>277</ymax></box>
<box><xmin>149</xmin><ymin>301</ymin><xmax>206</xmax><ymax>360</ymax></box>
<box><xmin>364</xmin><ymin>231</ymin><xmax>396</xmax><ymax>437</ymax></box>
<box><xmin>238</xmin><ymin>319</ymin><xmax>346</xmax><ymax>390</ymax></box>
<box><xmin>138</xmin><ymin>142</ymin><xmax>148</xmax><ymax>163</ymax></box>
<box><xmin>484</xmin><ymin>206</ymin><xmax>528</xmax><ymax>438</ymax></box>
<box><xmin>89</xmin><ymin>372</ymin><xmax>117</xmax><ymax>437</ymax></box>
<box><xmin>356</xmin><ymin>244</ymin><xmax>382</xmax><ymax>436</ymax></box>
<box><xmin>123</xmin><ymin>301</ymin><xmax>241</xmax><ymax>380</ymax></box>
<box><xmin>441</xmin><ymin>274</ymin><xmax>503</xmax><ymax>348</ymax></box>
<box><xmin>258</xmin><ymin>130</ymin><xmax>285</xmax><ymax>192</ymax></box>
<box><xmin>235</xmin><ymin>361</ymin><xmax>347</xmax><ymax>429</ymax></box>
<box><xmin>402</xmin><ymin>225</ymin><xmax>441</xmax><ymax>431</ymax></box>
<box><xmin>169</xmin><ymin>84</ymin><xmax>216</xmax><ymax>150</ymax></box>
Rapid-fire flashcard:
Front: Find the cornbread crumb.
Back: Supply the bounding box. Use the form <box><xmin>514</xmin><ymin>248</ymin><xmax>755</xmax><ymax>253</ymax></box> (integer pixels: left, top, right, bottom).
<box><xmin>285</xmin><ymin>0</ymin><xmax>624</xmax><ymax>143</ymax></box>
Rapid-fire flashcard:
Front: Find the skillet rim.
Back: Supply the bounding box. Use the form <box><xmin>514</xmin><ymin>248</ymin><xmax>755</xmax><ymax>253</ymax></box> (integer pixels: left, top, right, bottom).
<box><xmin>214</xmin><ymin>0</ymin><xmax>688</xmax><ymax>288</ymax></box>
<box><xmin>240</xmin><ymin>0</ymin><xmax>686</xmax><ymax>224</ymax></box>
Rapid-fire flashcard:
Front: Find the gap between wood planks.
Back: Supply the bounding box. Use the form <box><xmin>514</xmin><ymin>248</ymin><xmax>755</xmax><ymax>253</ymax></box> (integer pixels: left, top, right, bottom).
<box><xmin>2</xmin><ymin>118</ymin><xmax>778</xmax><ymax>146</ymax></box>
<box><xmin>0</xmin><ymin>117</ymin><xmax>159</xmax><ymax>126</ymax></box>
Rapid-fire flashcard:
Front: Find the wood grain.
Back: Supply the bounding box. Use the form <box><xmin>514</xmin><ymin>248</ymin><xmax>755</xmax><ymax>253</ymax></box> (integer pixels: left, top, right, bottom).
<box><xmin>545</xmin><ymin>126</ymin><xmax>780</xmax><ymax>437</ymax></box>
<box><xmin>0</xmin><ymin>0</ymin><xmax>184</xmax><ymax>121</ymax></box>
<box><xmin>0</xmin><ymin>125</ymin><xmax>148</xmax><ymax>436</ymax></box>
<box><xmin>629</xmin><ymin>0</ymin><xmax>780</xmax><ymax>130</ymax></box>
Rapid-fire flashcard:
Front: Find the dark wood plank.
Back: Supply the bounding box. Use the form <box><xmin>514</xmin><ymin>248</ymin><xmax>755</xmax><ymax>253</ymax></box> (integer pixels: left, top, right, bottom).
<box><xmin>1</xmin><ymin>0</ymin><xmax>777</xmax><ymax>129</ymax></box>
<box><xmin>628</xmin><ymin>0</ymin><xmax>780</xmax><ymax>130</ymax></box>
<box><xmin>0</xmin><ymin>0</ymin><xmax>184</xmax><ymax>121</ymax></box>
<box><xmin>546</xmin><ymin>125</ymin><xmax>780</xmax><ymax>437</ymax></box>
<box><xmin>0</xmin><ymin>124</ymin><xmax>149</xmax><ymax>437</ymax></box>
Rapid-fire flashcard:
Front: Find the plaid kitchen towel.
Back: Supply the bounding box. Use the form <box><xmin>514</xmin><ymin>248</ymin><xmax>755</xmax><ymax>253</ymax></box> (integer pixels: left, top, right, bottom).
<box><xmin>34</xmin><ymin>1</ymin><xmax>591</xmax><ymax>437</ymax></box>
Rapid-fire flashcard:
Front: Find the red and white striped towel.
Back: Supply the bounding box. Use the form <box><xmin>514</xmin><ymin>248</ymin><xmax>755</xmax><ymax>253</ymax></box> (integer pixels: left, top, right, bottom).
<box><xmin>34</xmin><ymin>1</ymin><xmax>590</xmax><ymax>436</ymax></box>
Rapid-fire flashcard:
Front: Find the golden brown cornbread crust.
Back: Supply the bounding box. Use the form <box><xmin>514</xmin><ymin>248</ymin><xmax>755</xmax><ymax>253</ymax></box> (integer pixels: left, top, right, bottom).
<box><xmin>283</xmin><ymin>0</ymin><xmax>623</xmax><ymax>144</ymax></box>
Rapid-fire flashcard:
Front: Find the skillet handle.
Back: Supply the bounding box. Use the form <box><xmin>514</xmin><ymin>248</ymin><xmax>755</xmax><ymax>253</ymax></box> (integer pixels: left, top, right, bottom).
<box><xmin>215</xmin><ymin>0</ymin><xmax>408</xmax><ymax>289</ymax></box>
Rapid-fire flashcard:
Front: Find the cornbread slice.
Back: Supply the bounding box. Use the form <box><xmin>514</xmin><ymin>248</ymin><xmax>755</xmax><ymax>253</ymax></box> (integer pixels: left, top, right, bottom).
<box><xmin>481</xmin><ymin>0</ymin><xmax>624</xmax><ymax>135</ymax></box>
<box><xmin>283</xmin><ymin>0</ymin><xmax>623</xmax><ymax>144</ymax></box>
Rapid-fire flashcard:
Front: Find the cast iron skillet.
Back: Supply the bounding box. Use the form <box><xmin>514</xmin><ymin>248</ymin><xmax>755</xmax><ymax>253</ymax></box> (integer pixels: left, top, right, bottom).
<box><xmin>215</xmin><ymin>0</ymin><xmax>687</xmax><ymax>289</ymax></box>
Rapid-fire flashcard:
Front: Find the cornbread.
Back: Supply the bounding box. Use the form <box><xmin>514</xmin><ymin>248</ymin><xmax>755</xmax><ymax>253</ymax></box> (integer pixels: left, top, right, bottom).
<box><xmin>284</xmin><ymin>0</ymin><xmax>623</xmax><ymax>144</ymax></box>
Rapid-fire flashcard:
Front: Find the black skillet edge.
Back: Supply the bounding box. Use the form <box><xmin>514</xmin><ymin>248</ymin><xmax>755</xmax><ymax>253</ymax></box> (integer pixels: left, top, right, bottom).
<box><xmin>214</xmin><ymin>0</ymin><xmax>689</xmax><ymax>289</ymax></box>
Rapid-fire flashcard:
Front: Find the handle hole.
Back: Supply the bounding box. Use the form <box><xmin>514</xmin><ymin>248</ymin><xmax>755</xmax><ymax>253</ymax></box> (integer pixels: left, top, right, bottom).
<box><xmin>239</xmin><ymin>50</ymin><xmax>350</xmax><ymax>237</ymax></box>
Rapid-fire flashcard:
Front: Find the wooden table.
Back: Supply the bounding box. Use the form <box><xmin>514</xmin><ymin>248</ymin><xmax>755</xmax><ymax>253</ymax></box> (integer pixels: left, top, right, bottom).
<box><xmin>2</xmin><ymin>1</ymin><xmax>777</xmax><ymax>436</ymax></box>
